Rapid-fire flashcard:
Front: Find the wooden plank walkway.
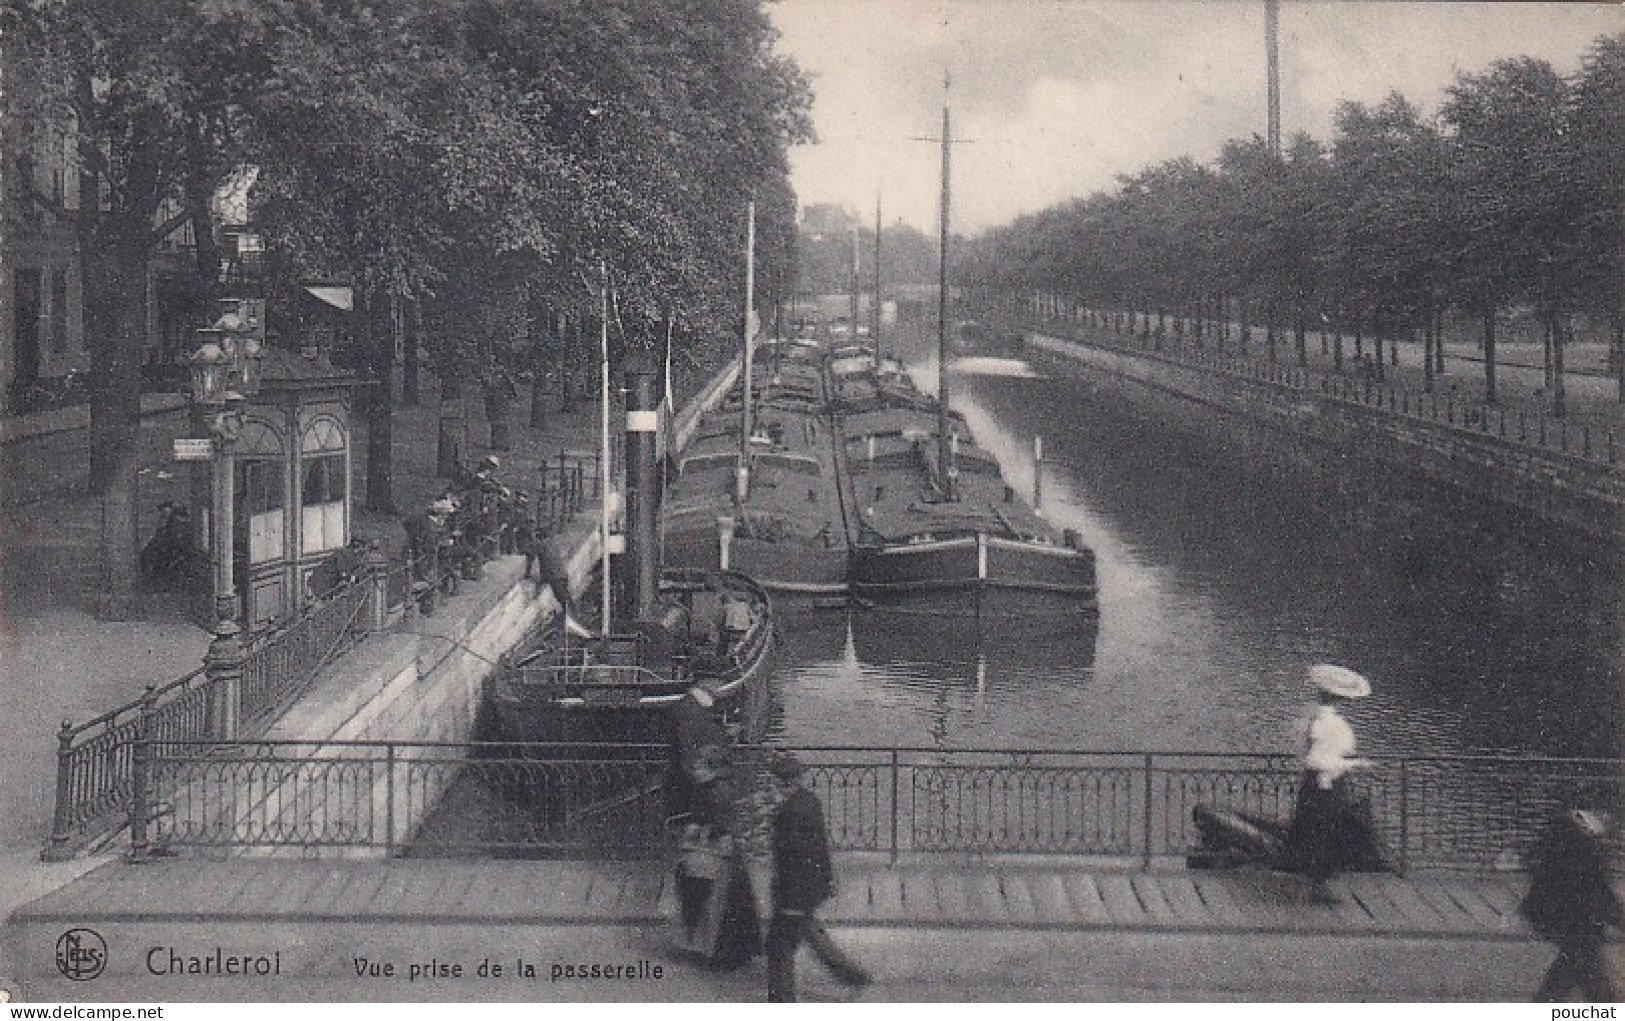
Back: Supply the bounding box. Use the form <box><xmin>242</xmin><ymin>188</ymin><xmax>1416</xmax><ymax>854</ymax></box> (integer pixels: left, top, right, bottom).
<box><xmin>9</xmin><ymin>857</ymin><xmax>1569</xmax><ymax>943</ymax></box>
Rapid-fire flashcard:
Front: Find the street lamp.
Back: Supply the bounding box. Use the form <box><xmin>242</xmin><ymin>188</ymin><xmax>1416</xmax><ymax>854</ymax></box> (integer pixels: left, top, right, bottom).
<box><xmin>187</xmin><ymin>239</ymin><xmax>266</xmax><ymax>625</ymax></box>
<box><xmin>190</xmin><ymin>333</ymin><xmax>230</xmax><ymax>406</ymax></box>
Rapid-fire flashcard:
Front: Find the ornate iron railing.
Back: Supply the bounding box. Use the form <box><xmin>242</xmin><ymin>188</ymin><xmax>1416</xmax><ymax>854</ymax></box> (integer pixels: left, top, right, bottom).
<box><xmin>127</xmin><ymin>741</ymin><xmax>1623</xmax><ymax>873</ymax></box>
<box><xmin>45</xmin><ymin>573</ymin><xmax>379</xmax><ymax>862</ymax></box>
<box><xmin>44</xmin><ymin>668</ymin><xmax>211</xmax><ymax>861</ymax></box>
<box><xmin>238</xmin><ymin>578</ymin><xmax>371</xmax><ymax>731</ymax></box>
<box><xmin>141</xmin><ymin>740</ymin><xmax>672</xmax><ymax>858</ymax></box>
<box><xmin>535</xmin><ymin>451</ymin><xmax>597</xmax><ymax>532</ymax></box>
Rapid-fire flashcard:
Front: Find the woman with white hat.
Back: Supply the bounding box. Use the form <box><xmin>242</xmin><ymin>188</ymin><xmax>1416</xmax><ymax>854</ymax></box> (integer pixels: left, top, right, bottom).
<box><xmin>1287</xmin><ymin>664</ymin><xmax>1374</xmax><ymax>903</ymax></box>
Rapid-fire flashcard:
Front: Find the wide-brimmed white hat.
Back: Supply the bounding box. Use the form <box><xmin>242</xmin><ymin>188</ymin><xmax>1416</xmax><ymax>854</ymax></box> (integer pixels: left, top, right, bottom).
<box><xmin>1309</xmin><ymin>663</ymin><xmax>1372</xmax><ymax>699</ymax></box>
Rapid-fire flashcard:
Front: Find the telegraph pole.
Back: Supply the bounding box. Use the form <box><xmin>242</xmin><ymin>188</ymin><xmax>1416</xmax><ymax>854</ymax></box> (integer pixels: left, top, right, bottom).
<box><xmin>1266</xmin><ymin>0</ymin><xmax>1281</xmax><ymax>156</ymax></box>
<box><xmin>936</xmin><ymin>99</ymin><xmax>953</xmax><ymax>498</ymax></box>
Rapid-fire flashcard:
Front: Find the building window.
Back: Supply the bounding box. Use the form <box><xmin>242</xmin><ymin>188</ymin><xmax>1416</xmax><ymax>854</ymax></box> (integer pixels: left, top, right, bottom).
<box><xmin>238</xmin><ymin>458</ymin><xmax>286</xmax><ymax>565</ymax></box>
<box><xmin>11</xmin><ymin>269</ymin><xmax>42</xmax><ymax>387</ymax></box>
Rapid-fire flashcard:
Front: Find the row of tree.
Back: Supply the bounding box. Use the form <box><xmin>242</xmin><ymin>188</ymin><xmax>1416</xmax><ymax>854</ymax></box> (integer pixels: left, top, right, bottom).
<box><xmin>961</xmin><ymin>35</ymin><xmax>1624</xmax><ymax>407</ymax></box>
<box><xmin>795</xmin><ymin>201</ymin><xmax>942</xmax><ymax>298</ymax></box>
<box><xmin>4</xmin><ymin>0</ymin><xmax>812</xmax><ymax>617</ymax></box>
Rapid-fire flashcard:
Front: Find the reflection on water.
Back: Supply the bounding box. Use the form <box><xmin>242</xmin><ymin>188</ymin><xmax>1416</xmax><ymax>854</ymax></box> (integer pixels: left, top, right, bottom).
<box><xmin>768</xmin><ymin>607</ymin><xmax>1100</xmax><ymax>749</ymax></box>
<box><xmin>769</xmin><ymin>345</ymin><xmax>1624</xmax><ymax>760</ymax></box>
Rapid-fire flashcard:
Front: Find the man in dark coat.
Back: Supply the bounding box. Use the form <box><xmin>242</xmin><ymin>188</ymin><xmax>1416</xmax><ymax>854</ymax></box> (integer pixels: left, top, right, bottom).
<box><xmin>667</xmin><ymin>688</ymin><xmax>759</xmax><ymax>968</ymax></box>
<box><xmin>766</xmin><ymin>753</ymin><xmax>870</xmax><ymax>1002</ymax></box>
<box><xmin>1522</xmin><ymin>806</ymin><xmax>1622</xmax><ymax>1002</ymax></box>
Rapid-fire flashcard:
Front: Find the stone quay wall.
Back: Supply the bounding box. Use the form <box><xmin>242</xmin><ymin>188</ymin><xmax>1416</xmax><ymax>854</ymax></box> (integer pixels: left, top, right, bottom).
<box><xmin>234</xmin><ymin>356</ymin><xmax>742</xmax><ymax>853</ymax></box>
<box><xmin>1026</xmin><ymin>331</ymin><xmax>1625</xmax><ymax>559</ymax></box>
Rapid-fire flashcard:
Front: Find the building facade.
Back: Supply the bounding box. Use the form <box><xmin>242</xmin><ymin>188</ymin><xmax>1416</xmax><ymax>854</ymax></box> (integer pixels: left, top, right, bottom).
<box><xmin>2</xmin><ymin>119</ymin><xmax>88</xmax><ymax>414</ymax></box>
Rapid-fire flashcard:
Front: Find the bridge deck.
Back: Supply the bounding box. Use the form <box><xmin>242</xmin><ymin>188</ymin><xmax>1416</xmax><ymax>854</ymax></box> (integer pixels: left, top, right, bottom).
<box><xmin>10</xmin><ymin>857</ymin><xmax>1549</xmax><ymax>940</ymax></box>
<box><xmin>12</xmin><ymin>857</ymin><xmax>1625</xmax><ymax>1000</ymax></box>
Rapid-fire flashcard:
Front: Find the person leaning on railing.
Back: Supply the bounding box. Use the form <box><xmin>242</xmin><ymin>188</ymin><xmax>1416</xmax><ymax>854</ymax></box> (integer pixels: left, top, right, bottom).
<box><xmin>305</xmin><ymin>538</ymin><xmax>368</xmax><ymax>602</ymax></box>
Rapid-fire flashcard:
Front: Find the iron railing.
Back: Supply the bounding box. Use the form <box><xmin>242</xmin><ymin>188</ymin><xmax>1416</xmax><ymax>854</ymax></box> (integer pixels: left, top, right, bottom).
<box><xmin>127</xmin><ymin>741</ymin><xmax>1623</xmax><ymax>873</ymax></box>
<box><xmin>239</xmin><ymin>578</ymin><xmax>371</xmax><ymax>731</ymax></box>
<box><xmin>1030</xmin><ymin>309</ymin><xmax>1622</xmax><ymax>472</ymax></box>
<box><xmin>46</xmin><ymin>667</ymin><xmax>211</xmax><ymax>861</ymax></box>
<box><xmin>535</xmin><ymin>450</ymin><xmax>598</xmax><ymax>531</ymax></box>
<box><xmin>139</xmin><ymin>740</ymin><xmax>672</xmax><ymax>859</ymax></box>
<box><xmin>45</xmin><ymin>571</ymin><xmax>380</xmax><ymax>861</ymax></box>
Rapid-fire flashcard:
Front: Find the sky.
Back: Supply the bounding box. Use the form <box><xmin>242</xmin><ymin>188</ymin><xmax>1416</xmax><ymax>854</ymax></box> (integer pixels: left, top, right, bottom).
<box><xmin>769</xmin><ymin>0</ymin><xmax>1622</xmax><ymax>236</ymax></box>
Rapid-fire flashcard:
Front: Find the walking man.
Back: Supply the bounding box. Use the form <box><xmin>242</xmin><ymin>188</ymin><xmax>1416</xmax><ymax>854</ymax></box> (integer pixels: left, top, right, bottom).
<box><xmin>766</xmin><ymin>753</ymin><xmax>870</xmax><ymax>1002</ymax></box>
<box><xmin>1522</xmin><ymin>805</ymin><xmax>1622</xmax><ymax>1002</ymax></box>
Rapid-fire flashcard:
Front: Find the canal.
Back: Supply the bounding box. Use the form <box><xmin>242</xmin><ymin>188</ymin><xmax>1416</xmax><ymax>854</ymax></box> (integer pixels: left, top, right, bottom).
<box><xmin>766</xmin><ymin>337</ymin><xmax>1624</xmax><ymax>761</ymax></box>
<box><xmin>419</xmin><ymin>334</ymin><xmax>1622</xmax><ymax>857</ymax></box>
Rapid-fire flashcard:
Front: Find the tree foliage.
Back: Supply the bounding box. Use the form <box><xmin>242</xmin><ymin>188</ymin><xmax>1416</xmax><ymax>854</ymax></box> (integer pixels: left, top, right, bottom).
<box><xmin>962</xmin><ymin>32</ymin><xmax>1625</xmax><ymax>402</ymax></box>
<box><xmin>4</xmin><ymin>0</ymin><xmax>812</xmax><ymax>609</ymax></box>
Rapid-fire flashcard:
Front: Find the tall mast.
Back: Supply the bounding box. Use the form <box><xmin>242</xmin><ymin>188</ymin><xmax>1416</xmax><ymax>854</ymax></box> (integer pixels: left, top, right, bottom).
<box><xmin>872</xmin><ymin>192</ymin><xmax>883</xmax><ymax>366</ymax></box>
<box><xmin>848</xmin><ymin>228</ymin><xmax>860</xmax><ymax>352</ymax></box>
<box><xmin>599</xmin><ymin>258</ymin><xmax>612</xmax><ymax>635</ymax></box>
<box><xmin>1265</xmin><ymin>0</ymin><xmax>1281</xmax><ymax>156</ymax></box>
<box><xmin>738</xmin><ymin>201</ymin><xmax>756</xmax><ymax>504</ymax></box>
<box><xmin>936</xmin><ymin>99</ymin><xmax>953</xmax><ymax>499</ymax></box>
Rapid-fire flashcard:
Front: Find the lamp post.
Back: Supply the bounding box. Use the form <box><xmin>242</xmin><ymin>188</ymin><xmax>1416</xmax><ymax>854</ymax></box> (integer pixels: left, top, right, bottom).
<box><xmin>188</xmin><ymin>226</ymin><xmax>266</xmax><ymax>624</ymax></box>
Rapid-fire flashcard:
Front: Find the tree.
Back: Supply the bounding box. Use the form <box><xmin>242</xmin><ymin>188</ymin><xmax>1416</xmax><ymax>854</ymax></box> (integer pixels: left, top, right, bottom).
<box><xmin>3</xmin><ymin>0</ymin><xmax>276</xmax><ymax>618</ymax></box>
<box><xmin>1444</xmin><ymin>58</ymin><xmax>1577</xmax><ymax>412</ymax></box>
<box><xmin>1566</xmin><ymin>33</ymin><xmax>1625</xmax><ymax>399</ymax></box>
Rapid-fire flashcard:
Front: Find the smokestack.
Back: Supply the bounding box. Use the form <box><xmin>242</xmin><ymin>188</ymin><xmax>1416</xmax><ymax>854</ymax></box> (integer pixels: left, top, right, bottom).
<box><xmin>624</xmin><ymin>352</ymin><xmax>660</xmax><ymax>619</ymax></box>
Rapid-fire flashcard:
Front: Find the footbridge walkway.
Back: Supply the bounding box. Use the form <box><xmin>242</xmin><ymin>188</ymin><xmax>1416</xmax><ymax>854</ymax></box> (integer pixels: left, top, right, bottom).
<box><xmin>6</xmin><ymin>740</ymin><xmax>1621</xmax><ymax>1000</ymax></box>
<box><xmin>4</xmin><ymin>854</ymin><xmax>1610</xmax><ymax>1001</ymax></box>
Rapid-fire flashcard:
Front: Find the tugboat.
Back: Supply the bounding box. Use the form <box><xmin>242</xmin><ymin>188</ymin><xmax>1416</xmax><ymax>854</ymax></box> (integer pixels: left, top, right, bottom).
<box><xmin>489</xmin><ymin>264</ymin><xmax>780</xmax><ymax>747</ymax></box>
<box><xmin>489</xmin><ymin>567</ymin><xmax>776</xmax><ymax>745</ymax></box>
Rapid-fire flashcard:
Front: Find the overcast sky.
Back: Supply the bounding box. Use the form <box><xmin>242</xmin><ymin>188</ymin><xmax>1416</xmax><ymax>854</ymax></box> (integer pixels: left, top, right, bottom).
<box><xmin>770</xmin><ymin>1</ymin><xmax>1622</xmax><ymax>236</ymax></box>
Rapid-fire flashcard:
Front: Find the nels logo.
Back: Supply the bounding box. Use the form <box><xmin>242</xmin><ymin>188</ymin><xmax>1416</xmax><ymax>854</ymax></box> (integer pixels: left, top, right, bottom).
<box><xmin>55</xmin><ymin>929</ymin><xmax>107</xmax><ymax>982</ymax></box>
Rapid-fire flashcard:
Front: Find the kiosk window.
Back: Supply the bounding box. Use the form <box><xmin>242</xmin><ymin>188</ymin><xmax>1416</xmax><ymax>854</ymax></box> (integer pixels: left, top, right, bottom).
<box><xmin>301</xmin><ymin>454</ymin><xmax>346</xmax><ymax>554</ymax></box>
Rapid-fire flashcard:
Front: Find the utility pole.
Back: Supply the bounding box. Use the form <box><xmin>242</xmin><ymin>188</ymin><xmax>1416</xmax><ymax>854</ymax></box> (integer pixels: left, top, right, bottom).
<box><xmin>1266</xmin><ymin>0</ymin><xmax>1281</xmax><ymax>157</ymax></box>
<box><xmin>937</xmin><ymin>99</ymin><xmax>953</xmax><ymax>498</ymax></box>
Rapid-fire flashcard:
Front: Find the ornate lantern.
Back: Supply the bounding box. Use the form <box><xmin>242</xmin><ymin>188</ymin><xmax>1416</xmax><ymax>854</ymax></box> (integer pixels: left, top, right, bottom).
<box><xmin>190</xmin><ymin>332</ymin><xmax>229</xmax><ymax>406</ymax></box>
